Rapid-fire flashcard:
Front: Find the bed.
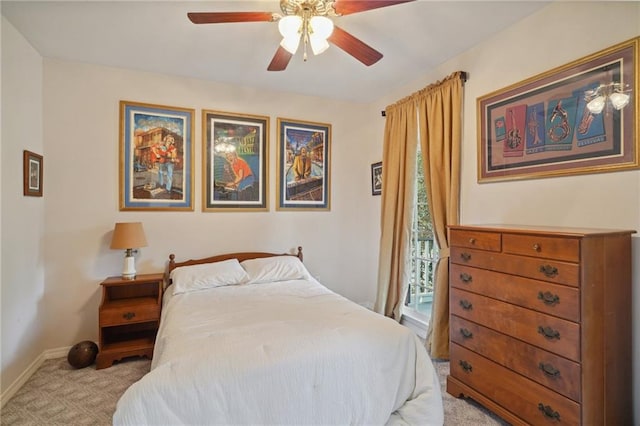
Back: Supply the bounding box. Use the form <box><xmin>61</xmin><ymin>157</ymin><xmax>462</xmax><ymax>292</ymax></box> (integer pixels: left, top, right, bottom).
<box><xmin>113</xmin><ymin>247</ymin><xmax>444</xmax><ymax>425</ymax></box>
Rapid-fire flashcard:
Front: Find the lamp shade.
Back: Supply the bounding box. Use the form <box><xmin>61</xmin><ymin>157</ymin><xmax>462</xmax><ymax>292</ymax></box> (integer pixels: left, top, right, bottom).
<box><xmin>110</xmin><ymin>222</ymin><xmax>148</xmax><ymax>249</ymax></box>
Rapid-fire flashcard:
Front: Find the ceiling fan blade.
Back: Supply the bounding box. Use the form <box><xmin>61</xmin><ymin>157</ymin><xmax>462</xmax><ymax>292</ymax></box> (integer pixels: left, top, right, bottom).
<box><xmin>328</xmin><ymin>26</ymin><xmax>383</xmax><ymax>66</ymax></box>
<box><xmin>267</xmin><ymin>46</ymin><xmax>294</xmax><ymax>71</ymax></box>
<box><xmin>187</xmin><ymin>12</ymin><xmax>275</xmax><ymax>24</ymax></box>
<box><xmin>332</xmin><ymin>0</ymin><xmax>415</xmax><ymax>16</ymax></box>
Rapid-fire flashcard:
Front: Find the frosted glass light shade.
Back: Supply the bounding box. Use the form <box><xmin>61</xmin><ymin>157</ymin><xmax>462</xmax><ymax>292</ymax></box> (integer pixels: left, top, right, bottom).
<box><xmin>310</xmin><ymin>35</ymin><xmax>330</xmax><ymax>55</ymax></box>
<box><xmin>309</xmin><ymin>16</ymin><xmax>334</xmax><ymax>39</ymax></box>
<box><xmin>278</xmin><ymin>15</ymin><xmax>302</xmax><ymax>38</ymax></box>
<box><xmin>609</xmin><ymin>92</ymin><xmax>630</xmax><ymax>110</ymax></box>
<box><xmin>279</xmin><ymin>15</ymin><xmax>302</xmax><ymax>54</ymax></box>
<box><xmin>586</xmin><ymin>95</ymin><xmax>606</xmax><ymax>114</ymax></box>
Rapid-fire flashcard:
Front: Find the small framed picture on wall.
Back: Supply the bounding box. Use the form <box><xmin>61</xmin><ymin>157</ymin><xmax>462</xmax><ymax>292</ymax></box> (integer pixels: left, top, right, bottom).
<box><xmin>371</xmin><ymin>161</ymin><xmax>382</xmax><ymax>196</ymax></box>
<box><xmin>23</xmin><ymin>150</ymin><xmax>43</xmax><ymax>197</ymax></box>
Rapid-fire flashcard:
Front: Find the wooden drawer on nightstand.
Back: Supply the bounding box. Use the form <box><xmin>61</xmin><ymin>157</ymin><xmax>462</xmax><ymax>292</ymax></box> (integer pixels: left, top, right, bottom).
<box><xmin>99</xmin><ymin>297</ymin><xmax>160</xmax><ymax>326</ymax></box>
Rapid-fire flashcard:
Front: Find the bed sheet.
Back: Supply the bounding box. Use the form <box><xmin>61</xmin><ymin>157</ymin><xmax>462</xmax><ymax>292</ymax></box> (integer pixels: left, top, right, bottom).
<box><xmin>114</xmin><ymin>278</ymin><xmax>443</xmax><ymax>425</ymax></box>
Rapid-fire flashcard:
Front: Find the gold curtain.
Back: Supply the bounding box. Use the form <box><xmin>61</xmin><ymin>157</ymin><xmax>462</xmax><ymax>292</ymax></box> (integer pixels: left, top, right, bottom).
<box><xmin>373</xmin><ymin>101</ymin><xmax>418</xmax><ymax>320</ymax></box>
<box><xmin>374</xmin><ymin>71</ymin><xmax>464</xmax><ymax>359</ymax></box>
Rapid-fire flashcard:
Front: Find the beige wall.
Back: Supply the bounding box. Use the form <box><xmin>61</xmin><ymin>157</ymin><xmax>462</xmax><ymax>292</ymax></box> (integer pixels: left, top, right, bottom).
<box><xmin>2</xmin><ymin>1</ymin><xmax>640</xmax><ymax>419</ymax></box>
<box><xmin>1</xmin><ymin>17</ymin><xmax>47</xmax><ymax>397</ymax></box>
<box><xmin>375</xmin><ymin>1</ymin><xmax>640</xmax><ymax>420</ymax></box>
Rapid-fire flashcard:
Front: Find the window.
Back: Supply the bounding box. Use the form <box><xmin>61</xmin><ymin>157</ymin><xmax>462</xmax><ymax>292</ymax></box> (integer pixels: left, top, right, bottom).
<box><xmin>403</xmin><ymin>148</ymin><xmax>438</xmax><ymax>327</ymax></box>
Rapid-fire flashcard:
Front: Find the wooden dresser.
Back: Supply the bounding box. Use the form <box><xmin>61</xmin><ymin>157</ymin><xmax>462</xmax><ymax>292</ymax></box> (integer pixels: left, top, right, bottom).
<box><xmin>446</xmin><ymin>224</ymin><xmax>634</xmax><ymax>425</ymax></box>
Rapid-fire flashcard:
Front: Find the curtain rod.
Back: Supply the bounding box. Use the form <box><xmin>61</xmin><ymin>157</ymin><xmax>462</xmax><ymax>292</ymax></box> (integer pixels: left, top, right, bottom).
<box><xmin>381</xmin><ymin>71</ymin><xmax>467</xmax><ymax>117</ymax></box>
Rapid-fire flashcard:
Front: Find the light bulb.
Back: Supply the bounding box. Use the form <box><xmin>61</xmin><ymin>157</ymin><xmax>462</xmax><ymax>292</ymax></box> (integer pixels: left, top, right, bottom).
<box><xmin>609</xmin><ymin>92</ymin><xmax>630</xmax><ymax>110</ymax></box>
<box><xmin>586</xmin><ymin>95</ymin><xmax>606</xmax><ymax>114</ymax></box>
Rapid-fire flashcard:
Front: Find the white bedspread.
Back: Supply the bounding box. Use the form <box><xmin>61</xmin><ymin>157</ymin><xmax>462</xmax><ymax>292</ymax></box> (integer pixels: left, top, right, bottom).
<box><xmin>113</xmin><ymin>278</ymin><xmax>443</xmax><ymax>425</ymax></box>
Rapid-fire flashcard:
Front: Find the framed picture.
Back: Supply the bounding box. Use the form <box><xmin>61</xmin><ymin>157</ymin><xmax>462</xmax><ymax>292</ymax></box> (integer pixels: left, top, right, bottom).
<box><xmin>371</xmin><ymin>161</ymin><xmax>382</xmax><ymax>195</ymax></box>
<box><xmin>478</xmin><ymin>36</ymin><xmax>639</xmax><ymax>183</ymax></box>
<box><xmin>276</xmin><ymin>118</ymin><xmax>331</xmax><ymax>211</ymax></box>
<box><xmin>203</xmin><ymin>110</ymin><xmax>269</xmax><ymax>211</ymax></box>
<box><xmin>23</xmin><ymin>150</ymin><xmax>43</xmax><ymax>197</ymax></box>
<box><xmin>119</xmin><ymin>101</ymin><xmax>195</xmax><ymax>210</ymax></box>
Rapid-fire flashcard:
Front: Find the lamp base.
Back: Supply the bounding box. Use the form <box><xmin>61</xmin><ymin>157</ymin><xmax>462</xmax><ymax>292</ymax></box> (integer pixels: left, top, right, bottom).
<box><xmin>122</xmin><ymin>255</ymin><xmax>136</xmax><ymax>280</ymax></box>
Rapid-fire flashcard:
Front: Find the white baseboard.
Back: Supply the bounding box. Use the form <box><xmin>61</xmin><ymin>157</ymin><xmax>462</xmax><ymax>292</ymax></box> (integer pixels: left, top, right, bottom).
<box><xmin>0</xmin><ymin>346</ymin><xmax>70</xmax><ymax>408</ymax></box>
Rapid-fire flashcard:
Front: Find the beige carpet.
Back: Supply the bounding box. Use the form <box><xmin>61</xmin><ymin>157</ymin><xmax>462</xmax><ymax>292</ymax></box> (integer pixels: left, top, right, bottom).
<box><xmin>1</xmin><ymin>357</ymin><xmax>507</xmax><ymax>425</ymax></box>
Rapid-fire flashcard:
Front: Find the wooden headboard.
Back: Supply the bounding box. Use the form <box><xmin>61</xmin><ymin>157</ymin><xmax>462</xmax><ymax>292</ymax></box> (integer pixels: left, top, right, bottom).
<box><xmin>165</xmin><ymin>246</ymin><xmax>303</xmax><ymax>284</ymax></box>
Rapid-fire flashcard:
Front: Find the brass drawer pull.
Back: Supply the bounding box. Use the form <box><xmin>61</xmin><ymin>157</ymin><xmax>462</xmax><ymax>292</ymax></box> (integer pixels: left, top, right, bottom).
<box><xmin>460</xmin><ymin>328</ymin><xmax>473</xmax><ymax>339</ymax></box>
<box><xmin>459</xmin><ymin>360</ymin><xmax>473</xmax><ymax>372</ymax></box>
<box><xmin>539</xmin><ymin>362</ymin><xmax>560</xmax><ymax>378</ymax></box>
<box><xmin>460</xmin><ymin>252</ymin><xmax>472</xmax><ymax>262</ymax></box>
<box><xmin>123</xmin><ymin>312</ymin><xmax>136</xmax><ymax>320</ymax></box>
<box><xmin>538</xmin><ymin>291</ymin><xmax>560</xmax><ymax>306</ymax></box>
<box><xmin>537</xmin><ymin>403</ymin><xmax>561</xmax><ymax>421</ymax></box>
<box><xmin>459</xmin><ymin>300</ymin><xmax>473</xmax><ymax>310</ymax></box>
<box><xmin>533</xmin><ymin>243</ymin><xmax>541</xmax><ymax>252</ymax></box>
<box><xmin>539</xmin><ymin>264</ymin><xmax>558</xmax><ymax>278</ymax></box>
<box><xmin>468</xmin><ymin>238</ymin><xmax>476</xmax><ymax>245</ymax></box>
<box><xmin>459</xmin><ymin>273</ymin><xmax>473</xmax><ymax>283</ymax></box>
<box><xmin>538</xmin><ymin>325</ymin><xmax>560</xmax><ymax>340</ymax></box>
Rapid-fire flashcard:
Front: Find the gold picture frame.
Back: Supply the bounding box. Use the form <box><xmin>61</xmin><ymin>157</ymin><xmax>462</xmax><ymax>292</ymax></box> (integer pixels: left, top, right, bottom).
<box><xmin>119</xmin><ymin>101</ymin><xmax>195</xmax><ymax>211</ymax></box>
<box><xmin>478</xmin><ymin>36</ymin><xmax>639</xmax><ymax>183</ymax></box>
<box><xmin>276</xmin><ymin>117</ymin><xmax>331</xmax><ymax>211</ymax></box>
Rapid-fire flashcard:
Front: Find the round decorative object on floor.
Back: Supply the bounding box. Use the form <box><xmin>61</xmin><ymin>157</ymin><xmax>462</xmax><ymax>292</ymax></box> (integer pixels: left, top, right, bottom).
<box><xmin>67</xmin><ymin>340</ymin><xmax>99</xmax><ymax>369</ymax></box>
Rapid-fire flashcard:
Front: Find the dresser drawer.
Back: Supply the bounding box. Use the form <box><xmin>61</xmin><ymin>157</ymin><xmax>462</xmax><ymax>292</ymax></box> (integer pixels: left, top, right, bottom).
<box><xmin>450</xmin><ymin>343</ymin><xmax>580</xmax><ymax>425</ymax></box>
<box><xmin>450</xmin><ymin>247</ymin><xmax>580</xmax><ymax>287</ymax></box>
<box><xmin>503</xmin><ymin>233</ymin><xmax>580</xmax><ymax>263</ymax></box>
<box><xmin>451</xmin><ymin>288</ymin><xmax>580</xmax><ymax>361</ymax></box>
<box><xmin>450</xmin><ymin>264</ymin><xmax>580</xmax><ymax>322</ymax></box>
<box><xmin>100</xmin><ymin>299</ymin><xmax>160</xmax><ymax>326</ymax></box>
<box><xmin>450</xmin><ymin>229</ymin><xmax>501</xmax><ymax>252</ymax></box>
<box><xmin>451</xmin><ymin>316</ymin><xmax>581</xmax><ymax>401</ymax></box>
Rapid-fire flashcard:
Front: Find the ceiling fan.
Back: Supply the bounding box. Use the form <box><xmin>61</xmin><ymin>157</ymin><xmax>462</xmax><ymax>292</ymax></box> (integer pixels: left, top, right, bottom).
<box><xmin>187</xmin><ymin>0</ymin><xmax>415</xmax><ymax>71</ymax></box>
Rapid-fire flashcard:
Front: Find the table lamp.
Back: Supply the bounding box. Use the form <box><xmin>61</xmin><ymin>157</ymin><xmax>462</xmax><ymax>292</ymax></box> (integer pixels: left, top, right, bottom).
<box><xmin>110</xmin><ymin>222</ymin><xmax>148</xmax><ymax>279</ymax></box>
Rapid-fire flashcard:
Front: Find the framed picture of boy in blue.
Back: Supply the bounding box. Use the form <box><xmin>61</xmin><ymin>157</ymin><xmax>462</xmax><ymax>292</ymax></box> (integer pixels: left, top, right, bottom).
<box><xmin>203</xmin><ymin>110</ymin><xmax>269</xmax><ymax>211</ymax></box>
<box><xmin>276</xmin><ymin>118</ymin><xmax>331</xmax><ymax>211</ymax></box>
<box><xmin>119</xmin><ymin>101</ymin><xmax>194</xmax><ymax>211</ymax></box>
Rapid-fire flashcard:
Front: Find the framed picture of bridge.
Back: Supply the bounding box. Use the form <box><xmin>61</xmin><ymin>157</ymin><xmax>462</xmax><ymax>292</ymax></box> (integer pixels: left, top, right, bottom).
<box><xmin>276</xmin><ymin>117</ymin><xmax>331</xmax><ymax>210</ymax></box>
<box><xmin>478</xmin><ymin>36</ymin><xmax>638</xmax><ymax>183</ymax></box>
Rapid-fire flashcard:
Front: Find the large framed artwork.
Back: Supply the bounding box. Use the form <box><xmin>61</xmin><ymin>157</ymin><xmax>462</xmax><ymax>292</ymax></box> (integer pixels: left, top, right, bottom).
<box><xmin>276</xmin><ymin>118</ymin><xmax>331</xmax><ymax>211</ymax></box>
<box><xmin>202</xmin><ymin>110</ymin><xmax>269</xmax><ymax>211</ymax></box>
<box><xmin>478</xmin><ymin>36</ymin><xmax>639</xmax><ymax>183</ymax></box>
<box><xmin>119</xmin><ymin>101</ymin><xmax>195</xmax><ymax>210</ymax></box>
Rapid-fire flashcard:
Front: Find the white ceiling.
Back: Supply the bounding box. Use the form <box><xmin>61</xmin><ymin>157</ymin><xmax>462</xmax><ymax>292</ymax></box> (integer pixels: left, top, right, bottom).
<box><xmin>2</xmin><ymin>1</ymin><xmax>550</xmax><ymax>103</ymax></box>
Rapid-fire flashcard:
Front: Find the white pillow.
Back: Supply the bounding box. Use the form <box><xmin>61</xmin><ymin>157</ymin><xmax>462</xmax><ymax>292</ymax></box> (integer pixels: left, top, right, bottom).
<box><xmin>170</xmin><ymin>259</ymin><xmax>249</xmax><ymax>295</ymax></box>
<box><xmin>241</xmin><ymin>256</ymin><xmax>310</xmax><ymax>284</ymax></box>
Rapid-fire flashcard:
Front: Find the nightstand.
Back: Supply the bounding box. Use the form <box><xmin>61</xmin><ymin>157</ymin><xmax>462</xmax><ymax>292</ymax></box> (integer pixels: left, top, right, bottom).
<box><xmin>96</xmin><ymin>273</ymin><xmax>164</xmax><ymax>369</ymax></box>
